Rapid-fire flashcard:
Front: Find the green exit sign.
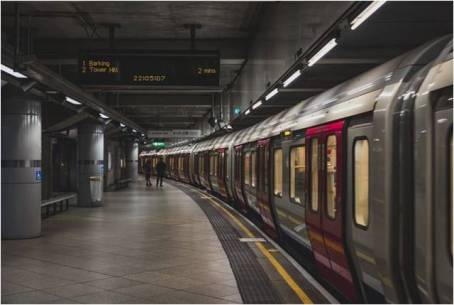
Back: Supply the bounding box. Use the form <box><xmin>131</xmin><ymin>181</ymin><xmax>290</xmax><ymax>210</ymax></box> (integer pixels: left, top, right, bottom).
<box><xmin>152</xmin><ymin>142</ymin><xmax>166</xmax><ymax>148</ymax></box>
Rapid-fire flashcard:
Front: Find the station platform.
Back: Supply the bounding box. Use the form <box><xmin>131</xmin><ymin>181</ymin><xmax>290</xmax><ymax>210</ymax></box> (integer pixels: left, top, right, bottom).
<box><xmin>2</xmin><ymin>178</ymin><xmax>335</xmax><ymax>304</ymax></box>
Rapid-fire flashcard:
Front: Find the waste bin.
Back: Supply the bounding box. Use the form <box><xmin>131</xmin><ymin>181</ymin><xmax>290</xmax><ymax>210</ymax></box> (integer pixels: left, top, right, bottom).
<box><xmin>89</xmin><ymin>176</ymin><xmax>103</xmax><ymax>205</ymax></box>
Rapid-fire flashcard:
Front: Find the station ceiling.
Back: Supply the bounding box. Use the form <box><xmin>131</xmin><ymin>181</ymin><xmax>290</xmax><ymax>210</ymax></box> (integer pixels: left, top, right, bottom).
<box><xmin>230</xmin><ymin>1</ymin><xmax>453</xmax><ymax>128</ymax></box>
<box><xmin>1</xmin><ymin>1</ymin><xmax>262</xmax><ymax>132</ymax></box>
<box><xmin>1</xmin><ymin>1</ymin><xmax>453</xmax><ymax>136</ymax></box>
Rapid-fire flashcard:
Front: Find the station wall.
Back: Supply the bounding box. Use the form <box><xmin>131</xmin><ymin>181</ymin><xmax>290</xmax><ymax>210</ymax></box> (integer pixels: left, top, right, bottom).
<box><xmin>227</xmin><ymin>1</ymin><xmax>352</xmax><ymax>115</ymax></box>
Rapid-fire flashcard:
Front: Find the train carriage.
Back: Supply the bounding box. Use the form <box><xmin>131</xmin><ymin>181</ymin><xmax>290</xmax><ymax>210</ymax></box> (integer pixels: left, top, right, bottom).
<box><xmin>151</xmin><ymin>36</ymin><xmax>453</xmax><ymax>304</ymax></box>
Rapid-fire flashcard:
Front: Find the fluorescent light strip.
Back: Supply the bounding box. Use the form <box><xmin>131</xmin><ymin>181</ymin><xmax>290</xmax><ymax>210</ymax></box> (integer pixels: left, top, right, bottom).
<box><xmin>351</xmin><ymin>1</ymin><xmax>387</xmax><ymax>30</ymax></box>
<box><xmin>252</xmin><ymin>100</ymin><xmax>263</xmax><ymax>110</ymax></box>
<box><xmin>283</xmin><ymin>70</ymin><xmax>301</xmax><ymax>88</ymax></box>
<box><xmin>99</xmin><ymin>113</ymin><xmax>109</xmax><ymax>119</ymax></box>
<box><xmin>245</xmin><ymin>109</ymin><xmax>251</xmax><ymax>115</ymax></box>
<box><xmin>120</xmin><ymin>123</ymin><xmax>126</xmax><ymax>128</ymax></box>
<box><xmin>65</xmin><ymin>96</ymin><xmax>82</xmax><ymax>105</ymax></box>
<box><xmin>308</xmin><ymin>38</ymin><xmax>337</xmax><ymax>67</ymax></box>
<box><xmin>265</xmin><ymin>88</ymin><xmax>279</xmax><ymax>101</ymax></box>
<box><xmin>1</xmin><ymin>64</ymin><xmax>27</xmax><ymax>79</ymax></box>
<box><xmin>132</xmin><ymin>129</ymin><xmax>137</xmax><ymax>133</ymax></box>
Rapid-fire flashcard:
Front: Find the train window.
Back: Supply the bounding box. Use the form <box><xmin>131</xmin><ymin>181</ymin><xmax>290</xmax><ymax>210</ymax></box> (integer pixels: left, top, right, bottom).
<box><xmin>251</xmin><ymin>151</ymin><xmax>257</xmax><ymax>187</ymax></box>
<box><xmin>210</xmin><ymin>155</ymin><xmax>213</xmax><ymax>175</ymax></box>
<box><xmin>290</xmin><ymin>145</ymin><xmax>306</xmax><ymax>205</ymax></box>
<box><xmin>354</xmin><ymin>138</ymin><xmax>370</xmax><ymax>228</ymax></box>
<box><xmin>326</xmin><ymin>135</ymin><xmax>337</xmax><ymax>219</ymax></box>
<box><xmin>450</xmin><ymin>132</ymin><xmax>452</xmax><ymax>257</ymax></box>
<box><xmin>199</xmin><ymin>155</ymin><xmax>203</xmax><ymax>175</ymax></box>
<box><xmin>244</xmin><ymin>152</ymin><xmax>251</xmax><ymax>185</ymax></box>
<box><xmin>274</xmin><ymin>149</ymin><xmax>283</xmax><ymax>197</ymax></box>
<box><xmin>310</xmin><ymin>138</ymin><xmax>319</xmax><ymax>212</ymax></box>
<box><xmin>224</xmin><ymin>151</ymin><xmax>229</xmax><ymax>180</ymax></box>
<box><xmin>210</xmin><ymin>155</ymin><xmax>218</xmax><ymax>176</ymax></box>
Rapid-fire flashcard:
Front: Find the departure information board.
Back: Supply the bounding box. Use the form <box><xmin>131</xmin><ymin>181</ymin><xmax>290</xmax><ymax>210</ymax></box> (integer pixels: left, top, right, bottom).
<box><xmin>79</xmin><ymin>51</ymin><xmax>220</xmax><ymax>87</ymax></box>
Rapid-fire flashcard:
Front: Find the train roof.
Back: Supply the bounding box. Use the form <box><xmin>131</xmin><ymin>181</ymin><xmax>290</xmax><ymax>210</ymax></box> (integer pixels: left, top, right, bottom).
<box><xmin>161</xmin><ymin>36</ymin><xmax>452</xmax><ymax>155</ymax></box>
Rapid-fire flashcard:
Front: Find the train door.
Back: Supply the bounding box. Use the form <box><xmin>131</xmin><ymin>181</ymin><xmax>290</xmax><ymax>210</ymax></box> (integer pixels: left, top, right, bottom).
<box><xmin>234</xmin><ymin>145</ymin><xmax>248</xmax><ymax>213</ymax></box>
<box><xmin>209</xmin><ymin>151</ymin><xmax>219</xmax><ymax>193</ymax></box>
<box><xmin>243</xmin><ymin>146</ymin><xmax>259</xmax><ymax>214</ymax></box>
<box><xmin>224</xmin><ymin>148</ymin><xmax>233</xmax><ymax>201</ymax></box>
<box><xmin>193</xmin><ymin>154</ymin><xmax>199</xmax><ymax>185</ymax></box>
<box><xmin>346</xmin><ymin>118</ymin><xmax>384</xmax><ymax>302</ymax></box>
<box><xmin>432</xmin><ymin>87</ymin><xmax>452</xmax><ymax>304</ymax></box>
<box><xmin>205</xmin><ymin>152</ymin><xmax>214</xmax><ymax>191</ymax></box>
<box><xmin>217</xmin><ymin>149</ymin><xmax>228</xmax><ymax>199</ymax></box>
<box><xmin>256</xmin><ymin>139</ymin><xmax>276</xmax><ymax>230</ymax></box>
<box><xmin>306</xmin><ymin>120</ymin><xmax>358</xmax><ymax>302</ymax></box>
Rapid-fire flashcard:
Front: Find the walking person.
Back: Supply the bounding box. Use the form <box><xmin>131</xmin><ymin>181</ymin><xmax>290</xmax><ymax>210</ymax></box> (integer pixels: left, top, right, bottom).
<box><xmin>144</xmin><ymin>159</ymin><xmax>152</xmax><ymax>187</ymax></box>
<box><xmin>155</xmin><ymin>157</ymin><xmax>167</xmax><ymax>187</ymax></box>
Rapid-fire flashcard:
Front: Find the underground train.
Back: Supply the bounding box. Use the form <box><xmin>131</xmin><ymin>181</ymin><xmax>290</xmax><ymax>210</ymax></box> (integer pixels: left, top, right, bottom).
<box><xmin>142</xmin><ymin>36</ymin><xmax>453</xmax><ymax>303</ymax></box>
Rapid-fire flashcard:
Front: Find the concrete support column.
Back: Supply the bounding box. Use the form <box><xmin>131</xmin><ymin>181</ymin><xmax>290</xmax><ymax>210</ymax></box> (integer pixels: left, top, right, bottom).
<box><xmin>78</xmin><ymin>121</ymin><xmax>104</xmax><ymax>206</ymax></box>
<box><xmin>126</xmin><ymin>141</ymin><xmax>138</xmax><ymax>181</ymax></box>
<box><xmin>1</xmin><ymin>88</ymin><xmax>42</xmax><ymax>239</ymax></box>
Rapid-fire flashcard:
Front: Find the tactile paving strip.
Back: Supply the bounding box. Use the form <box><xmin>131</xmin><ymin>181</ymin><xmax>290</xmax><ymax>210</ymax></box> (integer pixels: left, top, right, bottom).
<box><xmin>177</xmin><ymin>184</ymin><xmax>283</xmax><ymax>304</ymax></box>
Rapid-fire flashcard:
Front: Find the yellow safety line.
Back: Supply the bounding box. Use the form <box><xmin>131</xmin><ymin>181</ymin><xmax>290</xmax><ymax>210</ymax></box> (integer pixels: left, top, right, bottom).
<box><xmin>192</xmin><ymin>188</ymin><xmax>313</xmax><ymax>304</ymax></box>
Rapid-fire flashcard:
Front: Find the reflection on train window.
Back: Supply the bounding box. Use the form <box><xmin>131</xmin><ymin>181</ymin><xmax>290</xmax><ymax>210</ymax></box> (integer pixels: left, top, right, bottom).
<box><xmin>310</xmin><ymin>138</ymin><xmax>319</xmax><ymax>212</ymax></box>
<box><xmin>290</xmin><ymin>145</ymin><xmax>306</xmax><ymax>205</ymax></box>
<box><xmin>326</xmin><ymin>135</ymin><xmax>337</xmax><ymax>219</ymax></box>
<box><xmin>251</xmin><ymin>151</ymin><xmax>257</xmax><ymax>187</ymax></box>
<box><xmin>354</xmin><ymin>138</ymin><xmax>370</xmax><ymax>227</ymax></box>
<box><xmin>274</xmin><ymin>149</ymin><xmax>283</xmax><ymax>197</ymax></box>
<box><xmin>244</xmin><ymin>152</ymin><xmax>251</xmax><ymax>185</ymax></box>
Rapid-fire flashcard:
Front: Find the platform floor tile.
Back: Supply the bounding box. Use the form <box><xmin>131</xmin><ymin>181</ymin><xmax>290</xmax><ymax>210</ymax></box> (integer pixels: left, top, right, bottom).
<box><xmin>1</xmin><ymin>180</ymin><xmax>243</xmax><ymax>304</ymax></box>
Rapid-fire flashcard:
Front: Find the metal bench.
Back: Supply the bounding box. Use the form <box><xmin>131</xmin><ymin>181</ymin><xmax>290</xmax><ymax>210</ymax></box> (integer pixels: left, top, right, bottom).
<box><xmin>41</xmin><ymin>193</ymin><xmax>77</xmax><ymax>218</ymax></box>
<box><xmin>115</xmin><ymin>178</ymin><xmax>132</xmax><ymax>190</ymax></box>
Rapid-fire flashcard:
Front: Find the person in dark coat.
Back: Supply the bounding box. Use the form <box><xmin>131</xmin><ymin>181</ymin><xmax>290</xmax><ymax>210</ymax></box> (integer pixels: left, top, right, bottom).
<box><xmin>155</xmin><ymin>158</ymin><xmax>167</xmax><ymax>187</ymax></box>
<box><xmin>144</xmin><ymin>159</ymin><xmax>152</xmax><ymax>186</ymax></box>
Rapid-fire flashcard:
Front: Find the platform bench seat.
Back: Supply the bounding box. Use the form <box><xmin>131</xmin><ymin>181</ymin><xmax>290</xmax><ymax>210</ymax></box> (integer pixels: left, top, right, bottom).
<box><xmin>41</xmin><ymin>193</ymin><xmax>77</xmax><ymax>218</ymax></box>
<box><xmin>115</xmin><ymin>178</ymin><xmax>132</xmax><ymax>190</ymax></box>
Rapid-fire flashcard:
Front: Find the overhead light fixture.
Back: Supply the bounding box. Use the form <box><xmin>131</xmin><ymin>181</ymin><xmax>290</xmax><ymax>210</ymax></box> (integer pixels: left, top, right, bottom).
<box><xmin>141</xmin><ymin>133</ymin><xmax>145</xmax><ymax>137</ymax></box>
<box><xmin>283</xmin><ymin>70</ymin><xmax>301</xmax><ymax>88</ymax></box>
<box><xmin>245</xmin><ymin>109</ymin><xmax>251</xmax><ymax>115</ymax></box>
<box><xmin>1</xmin><ymin>64</ymin><xmax>27</xmax><ymax>79</ymax></box>
<box><xmin>308</xmin><ymin>38</ymin><xmax>337</xmax><ymax>67</ymax></box>
<box><xmin>265</xmin><ymin>88</ymin><xmax>279</xmax><ymax>101</ymax></box>
<box><xmin>252</xmin><ymin>100</ymin><xmax>263</xmax><ymax>110</ymax></box>
<box><xmin>65</xmin><ymin>96</ymin><xmax>82</xmax><ymax>105</ymax></box>
<box><xmin>132</xmin><ymin>129</ymin><xmax>137</xmax><ymax>133</ymax></box>
<box><xmin>99</xmin><ymin>113</ymin><xmax>109</xmax><ymax>119</ymax></box>
<box><xmin>351</xmin><ymin>1</ymin><xmax>387</xmax><ymax>30</ymax></box>
<box><xmin>120</xmin><ymin>123</ymin><xmax>126</xmax><ymax>128</ymax></box>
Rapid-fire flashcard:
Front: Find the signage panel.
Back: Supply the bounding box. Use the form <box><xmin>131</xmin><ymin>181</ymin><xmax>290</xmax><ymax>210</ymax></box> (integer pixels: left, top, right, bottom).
<box><xmin>147</xmin><ymin>129</ymin><xmax>201</xmax><ymax>139</ymax></box>
<box><xmin>79</xmin><ymin>50</ymin><xmax>219</xmax><ymax>87</ymax></box>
